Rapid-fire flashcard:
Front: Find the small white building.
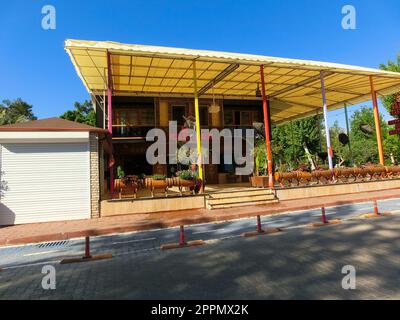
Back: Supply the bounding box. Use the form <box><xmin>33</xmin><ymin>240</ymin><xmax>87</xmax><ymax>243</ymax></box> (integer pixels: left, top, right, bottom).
<box><xmin>0</xmin><ymin>118</ymin><xmax>109</xmax><ymax>225</ymax></box>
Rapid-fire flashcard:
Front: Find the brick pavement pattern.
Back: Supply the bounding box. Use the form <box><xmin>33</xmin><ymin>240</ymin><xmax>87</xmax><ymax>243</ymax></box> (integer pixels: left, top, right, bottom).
<box><xmin>0</xmin><ymin>215</ymin><xmax>399</xmax><ymax>299</ymax></box>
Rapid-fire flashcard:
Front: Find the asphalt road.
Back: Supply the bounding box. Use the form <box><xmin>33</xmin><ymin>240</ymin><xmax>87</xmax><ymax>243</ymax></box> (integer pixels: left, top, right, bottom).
<box><xmin>1</xmin><ymin>198</ymin><xmax>399</xmax><ymax>270</ymax></box>
<box><xmin>0</xmin><ymin>204</ymin><xmax>399</xmax><ymax>299</ymax></box>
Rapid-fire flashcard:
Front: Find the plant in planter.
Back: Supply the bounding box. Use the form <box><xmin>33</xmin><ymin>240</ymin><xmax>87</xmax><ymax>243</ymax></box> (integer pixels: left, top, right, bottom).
<box><xmin>114</xmin><ymin>166</ymin><xmax>126</xmax><ymax>198</ymax></box>
<box><xmin>114</xmin><ymin>166</ymin><xmax>138</xmax><ymax>199</ymax></box>
<box><xmin>145</xmin><ymin>174</ymin><xmax>170</xmax><ymax>197</ymax></box>
<box><xmin>176</xmin><ymin>170</ymin><xmax>196</xmax><ymax>195</ymax></box>
<box><xmin>250</xmin><ymin>139</ymin><xmax>270</xmax><ymax>188</ymax></box>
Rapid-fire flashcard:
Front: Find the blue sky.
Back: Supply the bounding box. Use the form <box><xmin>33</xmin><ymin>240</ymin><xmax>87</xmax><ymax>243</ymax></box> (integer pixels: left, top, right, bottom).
<box><xmin>1</xmin><ymin>0</ymin><xmax>399</xmax><ymax>128</ymax></box>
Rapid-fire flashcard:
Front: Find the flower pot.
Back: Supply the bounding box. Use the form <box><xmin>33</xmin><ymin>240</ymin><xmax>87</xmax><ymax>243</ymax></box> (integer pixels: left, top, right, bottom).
<box><xmin>114</xmin><ymin>178</ymin><xmax>137</xmax><ymax>199</ymax></box>
<box><xmin>274</xmin><ymin>171</ymin><xmax>298</xmax><ymax>187</ymax></box>
<box><xmin>386</xmin><ymin>165</ymin><xmax>400</xmax><ymax>178</ymax></box>
<box><xmin>145</xmin><ymin>178</ymin><xmax>170</xmax><ymax>197</ymax></box>
<box><xmin>178</xmin><ymin>178</ymin><xmax>196</xmax><ymax>195</ymax></box>
<box><xmin>250</xmin><ymin>176</ymin><xmax>269</xmax><ymax>188</ymax></box>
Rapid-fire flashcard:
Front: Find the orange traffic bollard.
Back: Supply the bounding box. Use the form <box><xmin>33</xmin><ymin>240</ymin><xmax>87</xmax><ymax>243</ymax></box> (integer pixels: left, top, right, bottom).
<box><xmin>257</xmin><ymin>215</ymin><xmax>264</xmax><ymax>233</ymax></box>
<box><xmin>307</xmin><ymin>207</ymin><xmax>341</xmax><ymax>228</ymax></box>
<box><xmin>373</xmin><ymin>200</ymin><xmax>380</xmax><ymax>216</ymax></box>
<box><xmin>60</xmin><ymin>236</ymin><xmax>112</xmax><ymax>264</ymax></box>
<box><xmin>242</xmin><ymin>215</ymin><xmax>281</xmax><ymax>237</ymax></box>
<box><xmin>84</xmin><ymin>236</ymin><xmax>92</xmax><ymax>259</ymax></box>
<box><xmin>321</xmin><ymin>207</ymin><xmax>328</xmax><ymax>224</ymax></box>
<box><xmin>179</xmin><ymin>225</ymin><xmax>186</xmax><ymax>246</ymax></box>
<box><xmin>161</xmin><ymin>225</ymin><xmax>205</xmax><ymax>250</ymax></box>
<box><xmin>360</xmin><ymin>200</ymin><xmax>391</xmax><ymax>219</ymax></box>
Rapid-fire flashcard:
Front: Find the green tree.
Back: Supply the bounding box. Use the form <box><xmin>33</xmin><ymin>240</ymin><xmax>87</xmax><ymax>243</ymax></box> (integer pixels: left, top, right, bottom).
<box><xmin>329</xmin><ymin>121</ymin><xmax>351</xmax><ymax>167</ymax></box>
<box><xmin>348</xmin><ymin>106</ymin><xmax>400</xmax><ymax>165</ymax></box>
<box><xmin>272</xmin><ymin>115</ymin><xmax>322</xmax><ymax>171</ymax></box>
<box><xmin>379</xmin><ymin>53</ymin><xmax>400</xmax><ymax>113</ymax></box>
<box><xmin>60</xmin><ymin>100</ymin><xmax>96</xmax><ymax>126</ymax></box>
<box><xmin>0</xmin><ymin>98</ymin><xmax>36</xmax><ymax>125</ymax></box>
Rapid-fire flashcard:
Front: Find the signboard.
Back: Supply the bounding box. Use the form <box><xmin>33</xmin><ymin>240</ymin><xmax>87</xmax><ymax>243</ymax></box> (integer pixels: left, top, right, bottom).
<box><xmin>389</xmin><ymin>129</ymin><xmax>400</xmax><ymax>136</ymax></box>
<box><xmin>390</xmin><ymin>108</ymin><xmax>400</xmax><ymax>116</ymax></box>
<box><xmin>388</xmin><ymin>94</ymin><xmax>400</xmax><ymax>130</ymax></box>
<box><xmin>388</xmin><ymin>118</ymin><xmax>400</xmax><ymax>126</ymax></box>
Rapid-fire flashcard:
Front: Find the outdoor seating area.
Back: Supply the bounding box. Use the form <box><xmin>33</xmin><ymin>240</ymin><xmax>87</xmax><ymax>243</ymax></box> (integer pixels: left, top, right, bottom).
<box><xmin>111</xmin><ymin>164</ymin><xmax>400</xmax><ymax>200</ymax></box>
<box><xmin>111</xmin><ymin>175</ymin><xmax>257</xmax><ymax>199</ymax></box>
<box><xmin>112</xmin><ymin>172</ymin><xmax>202</xmax><ymax>199</ymax></box>
<box><xmin>274</xmin><ymin>165</ymin><xmax>400</xmax><ymax>188</ymax></box>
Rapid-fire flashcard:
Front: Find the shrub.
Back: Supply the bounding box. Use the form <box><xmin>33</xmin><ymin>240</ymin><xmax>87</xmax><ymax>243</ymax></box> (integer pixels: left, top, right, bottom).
<box><xmin>152</xmin><ymin>174</ymin><xmax>166</xmax><ymax>180</ymax></box>
<box><xmin>177</xmin><ymin>170</ymin><xmax>195</xmax><ymax>180</ymax></box>
<box><xmin>117</xmin><ymin>166</ymin><xmax>125</xmax><ymax>179</ymax></box>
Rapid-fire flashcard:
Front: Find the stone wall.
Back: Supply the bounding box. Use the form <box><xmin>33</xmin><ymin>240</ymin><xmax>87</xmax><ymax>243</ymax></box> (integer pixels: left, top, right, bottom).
<box><xmin>89</xmin><ymin>132</ymin><xmax>100</xmax><ymax>218</ymax></box>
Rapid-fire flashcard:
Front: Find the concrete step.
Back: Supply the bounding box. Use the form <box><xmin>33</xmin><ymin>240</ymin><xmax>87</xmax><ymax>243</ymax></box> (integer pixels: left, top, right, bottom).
<box><xmin>206</xmin><ymin>198</ymin><xmax>279</xmax><ymax>210</ymax></box>
<box><xmin>205</xmin><ymin>188</ymin><xmax>278</xmax><ymax>210</ymax></box>
<box><xmin>207</xmin><ymin>188</ymin><xmax>273</xmax><ymax>199</ymax></box>
<box><xmin>207</xmin><ymin>193</ymin><xmax>276</xmax><ymax>205</ymax></box>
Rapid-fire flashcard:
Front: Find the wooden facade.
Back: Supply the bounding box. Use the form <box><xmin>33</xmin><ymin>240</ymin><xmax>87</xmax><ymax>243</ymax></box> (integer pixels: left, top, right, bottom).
<box><xmin>96</xmin><ymin>96</ymin><xmax>262</xmax><ymax>185</ymax></box>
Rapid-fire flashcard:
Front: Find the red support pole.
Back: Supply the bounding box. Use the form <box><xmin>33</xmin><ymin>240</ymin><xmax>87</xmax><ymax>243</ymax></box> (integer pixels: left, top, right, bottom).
<box><xmin>257</xmin><ymin>215</ymin><xmax>264</xmax><ymax>233</ymax></box>
<box><xmin>321</xmin><ymin>207</ymin><xmax>327</xmax><ymax>224</ymax></box>
<box><xmin>260</xmin><ymin>65</ymin><xmax>274</xmax><ymax>189</ymax></box>
<box><xmin>179</xmin><ymin>225</ymin><xmax>186</xmax><ymax>245</ymax></box>
<box><xmin>84</xmin><ymin>236</ymin><xmax>91</xmax><ymax>259</ymax></box>
<box><xmin>373</xmin><ymin>200</ymin><xmax>380</xmax><ymax>215</ymax></box>
<box><xmin>107</xmin><ymin>51</ymin><xmax>114</xmax><ymax>197</ymax></box>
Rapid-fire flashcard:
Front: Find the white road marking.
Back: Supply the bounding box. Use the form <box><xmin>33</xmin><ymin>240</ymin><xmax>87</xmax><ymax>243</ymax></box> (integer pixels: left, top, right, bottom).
<box><xmin>2</xmin><ymin>260</ymin><xmax>60</xmax><ymax>270</ymax></box>
<box><xmin>192</xmin><ymin>229</ymin><xmax>225</xmax><ymax>234</ymax></box>
<box><xmin>23</xmin><ymin>250</ymin><xmax>61</xmax><ymax>257</ymax></box>
<box><xmin>112</xmin><ymin>237</ymin><xmax>156</xmax><ymax>245</ymax></box>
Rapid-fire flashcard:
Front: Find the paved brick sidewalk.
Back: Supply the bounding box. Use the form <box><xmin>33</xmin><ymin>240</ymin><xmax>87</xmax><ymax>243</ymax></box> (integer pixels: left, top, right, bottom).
<box><xmin>0</xmin><ymin>214</ymin><xmax>399</xmax><ymax>299</ymax></box>
<box><xmin>0</xmin><ymin>188</ymin><xmax>399</xmax><ymax>246</ymax></box>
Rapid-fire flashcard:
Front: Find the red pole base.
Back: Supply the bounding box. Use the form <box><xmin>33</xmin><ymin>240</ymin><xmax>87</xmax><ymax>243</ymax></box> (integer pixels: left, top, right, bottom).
<box><xmin>321</xmin><ymin>207</ymin><xmax>327</xmax><ymax>224</ymax></box>
<box><xmin>179</xmin><ymin>225</ymin><xmax>186</xmax><ymax>246</ymax></box>
<box><xmin>257</xmin><ymin>215</ymin><xmax>264</xmax><ymax>233</ymax></box>
<box><xmin>374</xmin><ymin>200</ymin><xmax>379</xmax><ymax>215</ymax></box>
<box><xmin>84</xmin><ymin>236</ymin><xmax>92</xmax><ymax>259</ymax></box>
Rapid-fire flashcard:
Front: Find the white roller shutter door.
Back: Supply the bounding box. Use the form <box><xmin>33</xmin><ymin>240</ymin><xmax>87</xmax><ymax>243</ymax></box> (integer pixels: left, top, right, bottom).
<box><xmin>0</xmin><ymin>143</ymin><xmax>90</xmax><ymax>225</ymax></box>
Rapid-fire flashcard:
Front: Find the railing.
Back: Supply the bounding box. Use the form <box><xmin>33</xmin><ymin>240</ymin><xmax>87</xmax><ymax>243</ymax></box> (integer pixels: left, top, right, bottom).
<box><xmin>111</xmin><ymin>125</ymin><xmax>255</xmax><ymax>139</ymax></box>
<box><xmin>112</xmin><ymin>125</ymin><xmax>155</xmax><ymax>138</ymax></box>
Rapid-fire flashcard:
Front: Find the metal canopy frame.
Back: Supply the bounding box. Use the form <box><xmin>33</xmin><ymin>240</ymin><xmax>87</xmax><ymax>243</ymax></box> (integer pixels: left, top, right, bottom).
<box><xmin>65</xmin><ymin>39</ymin><xmax>400</xmax><ymax>125</ymax></box>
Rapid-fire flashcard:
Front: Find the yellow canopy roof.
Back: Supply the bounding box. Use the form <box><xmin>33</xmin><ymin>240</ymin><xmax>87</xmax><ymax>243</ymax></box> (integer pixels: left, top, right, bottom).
<box><xmin>65</xmin><ymin>39</ymin><xmax>400</xmax><ymax>124</ymax></box>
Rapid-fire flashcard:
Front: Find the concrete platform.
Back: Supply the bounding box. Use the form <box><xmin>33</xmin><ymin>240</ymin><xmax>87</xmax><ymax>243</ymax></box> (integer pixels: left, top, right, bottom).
<box><xmin>101</xmin><ymin>179</ymin><xmax>400</xmax><ymax>216</ymax></box>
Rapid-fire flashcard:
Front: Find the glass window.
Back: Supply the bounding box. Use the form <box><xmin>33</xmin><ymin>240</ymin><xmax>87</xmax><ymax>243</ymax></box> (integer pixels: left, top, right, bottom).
<box><xmin>241</xmin><ymin>112</ymin><xmax>251</xmax><ymax>125</ymax></box>
<box><xmin>127</xmin><ymin>111</ymin><xmax>139</xmax><ymax>126</ymax></box>
<box><xmin>224</xmin><ymin>111</ymin><xmax>233</xmax><ymax>125</ymax></box>
<box><xmin>172</xmin><ymin>106</ymin><xmax>186</xmax><ymax>126</ymax></box>
<box><xmin>140</xmin><ymin>109</ymin><xmax>154</xmax><ymax>125</ymax></box>
<box><xmin>199</xmin><ymin>106</ymin><xmax>209</xmax><ymax>126</ymax></box>
<box><xmin>252</xmin><ymin>111</ymin><xmax>260</xmax><ymax>123</ymax></box>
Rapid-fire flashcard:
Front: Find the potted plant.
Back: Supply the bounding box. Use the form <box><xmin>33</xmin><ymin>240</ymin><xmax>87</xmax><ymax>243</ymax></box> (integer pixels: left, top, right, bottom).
<box><xmin>145</xmin><ymin>174</ymin><xmax>170</xmax><ymax>197</ymax></box>
<box><xmin>137</xmin><ymin>173</ymin><xmax>146</xmax><ymax>188</ymax></box>
<box><xmin>115</xmin><ymin>165</ymin><xmax>125</xmax><ymax>198</ymax></box>
<box><xmin>250</xmin><ymin>139</ymin><xmax>269</xmax><ymax>188</ymax></box>
<box><xmin>176</xmin><ymin>170</ymin><xmax>196</xmax><ymax>195</ymax></box>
